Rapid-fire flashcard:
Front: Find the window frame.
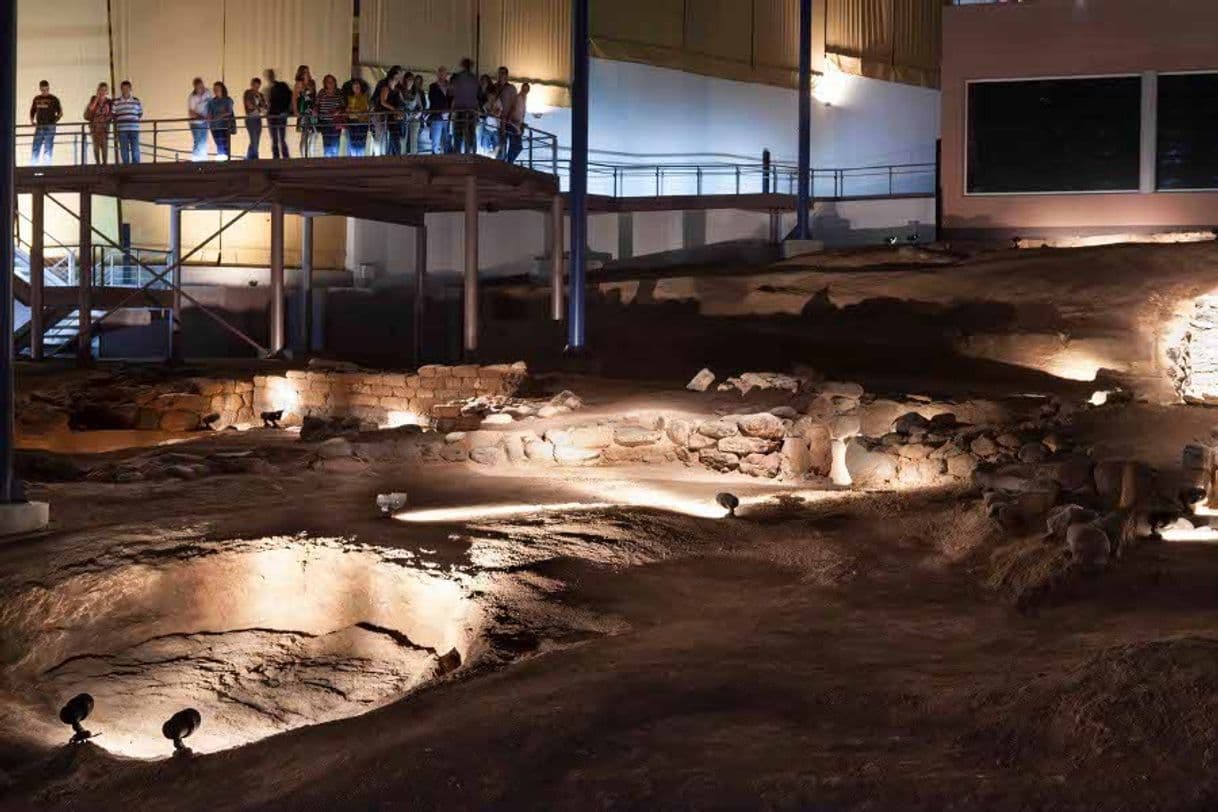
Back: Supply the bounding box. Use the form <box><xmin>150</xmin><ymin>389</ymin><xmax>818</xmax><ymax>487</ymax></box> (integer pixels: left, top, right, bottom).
<box><xmin>1154</xmin><ymin>69</ymin><xmax>1218</xmax><ymax>193</ymax></box>
<box><xmin>963</xmin><ymin>73</ymin><xmax>1144</xmax><ymax>197</ymax></box>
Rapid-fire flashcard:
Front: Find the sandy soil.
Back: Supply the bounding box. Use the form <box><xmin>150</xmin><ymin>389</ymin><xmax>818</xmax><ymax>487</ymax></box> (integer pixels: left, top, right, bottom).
<box><xmin>2</xmin><ymin>381</ymin><xmax>1218</xmax><ymax>810</ymax></box>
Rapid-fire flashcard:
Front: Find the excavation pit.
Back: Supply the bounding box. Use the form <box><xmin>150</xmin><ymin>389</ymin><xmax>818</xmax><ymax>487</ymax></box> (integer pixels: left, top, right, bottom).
<box><xmin>0</xmin><ymin>536</ymin><xmax>482</xmax><ymax>759</ymax></box>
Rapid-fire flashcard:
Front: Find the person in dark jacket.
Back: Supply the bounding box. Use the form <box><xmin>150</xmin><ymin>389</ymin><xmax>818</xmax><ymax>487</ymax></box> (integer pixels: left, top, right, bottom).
<box><xmin>263</xmin><ymin>69</ymin><xmax>293</xmax><ymax>159</ymax></box>
<box><xmin>427</xmin><ymin>66</ymin><xmax>451</xmax><ymax>154</ymax></box>
<box><xmin>29</xmin><ymin>80</ymin><xmax>63</xmax><ymax>165</ymax></box>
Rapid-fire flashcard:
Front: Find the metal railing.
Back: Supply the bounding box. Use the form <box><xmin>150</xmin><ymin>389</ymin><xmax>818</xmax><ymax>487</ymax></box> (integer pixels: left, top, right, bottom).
<box><xmin>559</xmin><ymin>159</ymin><xmax>936</xmax><ymax>200</ymax></box>
<box><xmin>16</xmin><ymin>111</ymin><xmax>559</xmax><ymax>174</ymax></box>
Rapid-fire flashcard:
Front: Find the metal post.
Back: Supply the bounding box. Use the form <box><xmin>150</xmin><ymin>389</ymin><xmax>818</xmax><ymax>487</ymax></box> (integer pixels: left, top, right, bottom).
<box><xmin>413</xmin><ymin>223</ymin><xmax>427</xmax><ymax>363</ymax></box>
<box><xmin>29</xmin><ymin>191</ymin><xmax>44</xmax><ymax>360</ymax></box>
<box><xmin>463</xmin><ymin>175</ymin><xmax>479</xmax><ymax>357</ymax></box>
<box><xmin>567</xmin><ymin>0</ymin><xmax>590</xmax><ymax>351</ymax></box>
<box><xmin>77</xmin><ymin>193</ymin><xmax>93</xmax><ymax>363</ymax></box>
<box><xmin>550</xmin><ymin>194</ymin><xmax>564</xmax><ymax>321</ymax></box>
<box><xmin>0</xmin><ymin>0</ymin><xmax>15</xmax><ymax>501</ymax></box>
<box><xmin>300</xmin><ymin>215</ymin><xmax>313</xmax><ymax>354</ymax></box>
<box><xmin>168</xmin><ymin>204</ymin><xmax>181</xmax><ymax>358</ymax></box>
<box><xmin>270</xmin><ymin>202</ymin><xmax>285</xmax><ymax>354</ymax></box>
<box><xmin>796</xmin><ymin>0</ymin><xmax>812</xmax><ymax>239</ymax></box>
<box><xmin>762</xmin><ymin>149</ymin><xmax>771</xmax><ymax>194</ymax></box>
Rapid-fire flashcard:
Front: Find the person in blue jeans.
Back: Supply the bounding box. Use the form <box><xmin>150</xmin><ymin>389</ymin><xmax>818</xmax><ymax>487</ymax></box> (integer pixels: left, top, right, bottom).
<box><xmin>263</xmin><ymin>69</ymin><xmax>293</xmax><ymax>159</ymax></box>
<box><xmin>111</xmin><ymin>81</ymin><xmax>143</xmax><ymax>163</ymax></box>
<box><xmin>29</xmin><ymin>81</ymin><xmax>62</xmax><ymax>166</ymax></box>
<box><xmin>243</xmin><ymin>77</ymin><xmax>266</xmax><ymax>159</ymax></box>
<box><xmin>427</xmin><ymin>67</ymin><xmax>451</xmax><ymax>154</ymax></box>
<box><xmin>187</xmin><ymin>78</ymin><xmax>213</xmax><ymax>161</ymax></box>
<box><xmin>504</xmin><ymin>82</ymin><xmax>530</xmax><ymax>165</ymax></box>
<box><xmin>207</xmin><ymin>82</ymin><xmax>236</xmax><ymax>160</ymax></box>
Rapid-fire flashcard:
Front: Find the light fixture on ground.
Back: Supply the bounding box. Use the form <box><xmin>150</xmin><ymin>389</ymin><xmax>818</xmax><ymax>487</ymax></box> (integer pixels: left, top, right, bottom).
<box><xmin>260</xmin><ymin>409</ymin><xmax>283</xmax><ymax>428</ymax></box>
<box><xmin>59</xmin><ymin>693</ymin><xmax>96</xmax><ymax>744</ymax></box>
<box><xmin>716</xmin><ymin>492</ymin><xmax>740</xmax><ymax>518</ymax></box>
<box><xmin>377</xmin><ymin>492</ymin><xmax>408</xmax><ymax>516</ymax></box>
<box><xmin>200</xmin><ymin>412</ymin><xmax>220</xmax><ymax>430</ymax></box>
<box><xmin>163</xmin><ymin>708</ymin><xmax>202</xmax><ymax>755</ymax></box>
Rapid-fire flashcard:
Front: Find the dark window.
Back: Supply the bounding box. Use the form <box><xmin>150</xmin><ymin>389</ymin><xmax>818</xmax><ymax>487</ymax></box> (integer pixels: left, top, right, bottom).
<box><xmin>1157</xmin><ymin>73</ymin><xmax>1218</xmax><ymax>190</ymax></box>
<box><xmin>967</xmin><ymin>77</ymin><xmax>1142</xmax><ymax>194</ymax></box>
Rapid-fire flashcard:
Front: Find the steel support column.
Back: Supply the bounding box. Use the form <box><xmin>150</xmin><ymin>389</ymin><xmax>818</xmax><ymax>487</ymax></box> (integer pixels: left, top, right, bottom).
<box><xmin>796</xmin><ymin>0</ymin><xmax>813</xmax><ymax>239</ymax></box>
<box><xmin>463</xmin><ymin>176</ymin><xmax>479</xmax><ymax>357</ymax></box>
<box><xmin>270</xmin><ymin>202</ymin><xmax>285</xmax><ymax>354</ymax></box>
<box><xmin>300</xmin><ymin>214</ymin><xmax>313</xmax><ymax>354</ymax></box>
<box><xmin>168</xmin><ymin>204</ymin><xmax>181</xmax><ymax>358</ymax></box>
<box><xmin>77</xmin><ymin>193</ymin><xmax>93</xmax><ymax>364</ymax></box>
<box><xmin>414</xmin><ymin>224</ymin><xmax>426</xmax><ymax>363</ymax></box>
<box><xmin>567</xmin><ymin>0</ymin><xmax>589</xmax><ymax>350</ymax></box>
<box><xmin>0</xmin><ymin>0</ymin><xmax>16</xmax><ymax>501</ymax></box>
<box><xmin>550</xmin><ymin>194</ymin><xmax>564</xmax><ymax>321</ymax></box>
<box><xmin>29</xmin><ymin>191</ymin><xmax>44</xmax><ymax>360</ymax></box>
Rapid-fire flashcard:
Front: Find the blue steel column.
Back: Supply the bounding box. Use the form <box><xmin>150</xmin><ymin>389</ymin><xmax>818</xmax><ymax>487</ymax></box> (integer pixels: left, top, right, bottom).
<box><xmin>567</xmin><ymin>0</ymin><xmax>589</xmax><ymax>350</ymax></box>
<box><xmin>0</xmin><ymin>0</ymin><xmax>14</xmax><ymax>501</ymax></box>
<box><xmin>796</xmin><ymin>0</ymin><xmax>812</xmax><ymax>239</ymax></box>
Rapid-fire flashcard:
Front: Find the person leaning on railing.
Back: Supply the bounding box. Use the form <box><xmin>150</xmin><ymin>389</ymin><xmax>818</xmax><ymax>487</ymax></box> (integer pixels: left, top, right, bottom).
<box><xmin>427</xmin><ymin>67</ymin><xmax>452</xmax><ymax>155</ymax></box>
<box><xmin>342</xmin><ymin>77</ymin><xmax>371</xmax><ymax>157</ymax></box>
<box><xmin>83</xmin><ymin>82</ymin><xmax>113</xmax><ymax>165</ymax></box>
<box><xmin>243</xmin><ymin>77</ymin><xmax>267</xmax><ymax>160</ymax></box>
<box><xmin>263</xmin><ymin>69</ymin><xmax>293</xmax><ymax>160</ymax></box>
<box><xmin>187</xmin><ymin>78</ymin><xmax>213</xmax><ymax>161</ymax></box>
<box><xmin>403</xmin><ymin>73</ymin><xmax>426</xmax><ymax>154</ymax></box>
<box><xmin>316</xmin><ymin>74</ymin><xmax>345</xmax><ymax>158</ymax></box>
<box><xmin>207</xmin><ymin>82</ymin><xmax>236</xmax><ymax>160</ymax></box>
<box><xmin>111</xmin><ymin>81</ymin><xmax>143</xmax><ymax>164</ymax></box>
<box><xmin>293</xmin><ymin>65</ymin><xmax>318</xmax><ymax>158</ymax></box>
<box><xmin>503</xmin><ymin>81</ymin><xmax>530</xmax><ymax>166</ymax></box>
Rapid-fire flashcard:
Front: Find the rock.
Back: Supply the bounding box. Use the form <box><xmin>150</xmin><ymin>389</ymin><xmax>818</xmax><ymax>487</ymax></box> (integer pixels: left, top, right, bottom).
<box><xmin>725</xmin><ymin>371</ymin><xmax>801</xmax><ymax>395</ymax></box>
<box><xmin>614</xmin><ymin>426</ymin><xmax>663</xmax><ymax>447</ymax></box>
<box><xmin>524</xmin><ymin>438</ymin><xmax>555</xmax><ymax>462</ymax></box>
<box><xmin>779</xmin><ymin>438</ymin><xmax>812</xmax><ymax>480</ymax></box>
<box><xmin>996</xmin><ymin>433</ymin><xmax>1023</xmax><ymax>450</ymax></box>
<box><xmin>770</xmin><ymin>406</ymin><xmax>799</xmax><ymax>419</ymax></box>
<box><xmin>880</xmin><ymin>432</ymin><xmax>904</xmax><ymax>447</ymax></box>
<box><xmin>807</xmin><ymin>424</ymin><xmax>832</xmax><ymax>476</ymax></box>
<box><xmin>666</xmin><ymin>418</ymin><xmax>692</xmax><ymax>447</ymax></box>
<box><xmin>819</xmin><ymin>381</ymin><xmax>864</xmax><ymax>399</ymax></box>
<box><xmin>317</xmin><ymin>437</ymin><xmax>354</xmax><ymax>459</ymax></box>
<box><xmin>896</xmin><ymin>443</ymin><xmax>933</xmax><ymax>460</ymax></box>
<box><xmin>1067</xmin><ymin>523</ymin><xmax>1110</xmax><ymax>569</ymax></box>
<box><xmin>439</xmin><ymin>445</ymin><xmax>469</xmax><ymax>463</ymax></box>
<box><xmin>737</xmin><ymin>413</ymin><xmax>786</xmax><ymax>440</ymax></box>
<box><xmin>946</xmin><ymin>453</ymin><xmax>978</xmax><ymax>479</ymax></box>
<box><xmin>465</xmin><ymin>430</ymin><xmax>505</xmax><ymax>450</ymax></box>
<box><xmin>805</xmin><ymin>394</ymin><xmax>836</xmax><ymax>422</ymax></box>
<box><xmin>549</xmin><ymin>390</ymin><xmax>584</xmax><ymax>410</ymax></box>
<box><xmin>470</xmin><ymin>446</ymin><xmax>507</xmax><ymax>466</ymax></box>
<box><xmin>719</xmin><ymin>435</ymin><xmax>779</xmax><ymax>456</ymax></box>
<box><xmin>830</xmin><ymin>396</ymin><xmax>859</xmax><ymax>414</ymax></box>
<box><xmin>687</xmin><ymin>368</ymin><xmax>716</xmax><ymax>392</ymax></box>
<box><xmin>503</xmin><ymin>433</ymin><xmax>527</xmax><ymax>463</ymax></box>
<box><xmin>314</xmin><ymin>456</ymin><xmax>367</xmax><ymax>473</ymax></box>
<box><xmin>164</xmin><ymin>464</ymin><xmax>198</xmax><ymax>480</ymax></box>
<box><xmin>1043</xmin><ymin>433</ymin><xmax>1064</xmax><ymax>453</ymax></box>
<box><xmin>844</xmin><ymin>439</ymin><xmax>897</xmax><ymax>487</ymax></box>
<box><xmin>481</xmin><ymin>413</ymin><xmax>514</xmax><ymax>426</ymax></box>
<box><xmin>15</xmin><ymin>451</ymin><xmax>86</xmax><ymax>483</ymax></box>
<box><xmin>1044</xmin><ymin>504</ymin><xmax>1099</xmax><ymax>541</ymax></box>
<box><xmin>859</xmin><ymin>399</ymin><xmax>904</xmax><ymax>437</ymax></box>
<box><xmin>554</xmin><ymin>445</ymin><xmax>601</xmax><ymax>465</ymax></box>
<box><xmin>537</xmin><ymin>405</ymin><xmax>566</xmax><ymax>419</ymax></box>
<box><xmin>445</xmin><ymin>431</ymin><xmax>467</xmax><ymax>444</ymax></box>
<box><xmin>928</xmin><ymin>412</ymin><xmax>958</xmax><ymax>431</ymax></box>
<box><xmin>1048</xmin><ymin>454</ymin><xmax>1095</xmax><ymax>492</ymax></box>
<box><xmin>829</xmin><ymin>414</ymin><xmax>862</xmax><ymax>440</ymax></box>
<box><xmin>700</xmin><ymin>449</ymin><xmax>740</xmax><ymax>472</ymax></box>
<box><xmin>893</xmin><ymin>412</ymin><xmax>931</xmax><ymax>435</ymax></box>
<box><xmin>160</xmin><ymin>410</ymin><xmax>201</xmax><ymax>432</ymax></box>
<box><xmin>688</xmin><ymin>432</ymin><xmax>717</xmax><ymax>451</ymax></box>
<box><xmin>740</xmin><ymin>452</ymin><xmax>781</xmax><ymax>478</ymax></box>
<box><xmin>567</xmin><ymin>425</ymin><xmax>614</xmax><ymax>449</ymax></box>
<box><xmin>697</xmin><ymin>420</ymin><xmax>739</xmax><ymax>440</ymax></box>
<box><xmin>970</xmin><ymin>435</ymin><xmax>998</xmax><ymax>458</ymax></box>
<box><xmin>1017</xmin><ymin>442</ymin><xmax>1048</xmax><ymax>463</ymax></box>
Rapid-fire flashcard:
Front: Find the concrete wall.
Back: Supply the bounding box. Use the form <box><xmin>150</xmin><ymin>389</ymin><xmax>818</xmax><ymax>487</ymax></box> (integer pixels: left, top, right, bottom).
<box><xmin>942</xmin><ymin>0</ymin><xmax>1218</xmax><ymax>238</ymax></box>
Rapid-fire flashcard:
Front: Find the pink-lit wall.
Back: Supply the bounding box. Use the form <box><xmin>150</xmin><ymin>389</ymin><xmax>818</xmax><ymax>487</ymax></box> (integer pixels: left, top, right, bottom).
<box><xmin>942</xmin><ymin>0</ymin><xmax>1218</xmax><ymax>238</ymax></box>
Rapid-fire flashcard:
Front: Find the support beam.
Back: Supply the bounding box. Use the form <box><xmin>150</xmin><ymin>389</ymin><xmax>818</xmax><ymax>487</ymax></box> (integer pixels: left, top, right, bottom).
<box><xmin>168</xmin><ymin>204</ymin><xmax>181</xmax><ymax>358</ymax></box>
<box><xmin>29</xmin><ymin>191</ymin><xmax>44</xmax><ymax>361</ymax></box>
<box><xmin>0</xmin><ymin>0</ymin><xmax>15</xmax><ymax>503</ymax></box>
<box><xmin>270</xmin><ymin>202</ymin><xmax>285</xmax><ymax>355</ymax></box>
<box><xmin>796</xmin><ymin>0</ymin><xmax>813</xmax><ymax>239</ymax></box>
<box><xmin>550</xmin><ymin>194</ymin><xmax>564</xmax><ymax>321</ymax></box>
<box><xmin>414</xmin><ymin>224</ymin><xmax>427</xmax><ymax>364</ymax></box>
<box><xmin>299</xmin><ymin>215</ymin><xmax>313</xmax><ymax>354</ymax></box>
<box><xmin>567</xmin><ymin>0</ymin><xmax>589</xmax><ymax>350</ymax></box>
<box><xmin>77</xmin><ymin>193</ymin><xmax>92</xmax><ymax>364</ymax></box>
<box><xmin>463</xmin><ymin>176</ymin><xmax>479</xmax><ymax>357</ymax></box>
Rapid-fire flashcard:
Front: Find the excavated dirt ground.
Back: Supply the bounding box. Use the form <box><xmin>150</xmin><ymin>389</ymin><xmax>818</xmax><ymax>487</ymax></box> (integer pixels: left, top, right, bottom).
<box><xmin>9</xmin><ymin>242</ymin><xmax>1218</xmax><ymax>809</ymax></box>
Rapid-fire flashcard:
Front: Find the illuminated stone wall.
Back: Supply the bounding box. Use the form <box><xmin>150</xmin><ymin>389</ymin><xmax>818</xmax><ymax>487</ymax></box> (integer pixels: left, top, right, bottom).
<box><xmin>252</xmin><ymin>364</ymin><xmax>529</xmax><ymax>429</ymax></box>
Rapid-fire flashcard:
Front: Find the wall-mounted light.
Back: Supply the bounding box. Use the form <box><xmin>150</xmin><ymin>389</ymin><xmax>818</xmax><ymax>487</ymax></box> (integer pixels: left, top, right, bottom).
<box><xmin>812</xmin><ymin>66</ymin><xmax>851</xmax><ymax>107</ymax></box>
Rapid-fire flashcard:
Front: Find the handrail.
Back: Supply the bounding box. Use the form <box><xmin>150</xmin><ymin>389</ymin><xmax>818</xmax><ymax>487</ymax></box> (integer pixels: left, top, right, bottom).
<box><xmin>16</xmin><ymin>111</ymin><xmax>559</xmax><ymax>175</ymax></box>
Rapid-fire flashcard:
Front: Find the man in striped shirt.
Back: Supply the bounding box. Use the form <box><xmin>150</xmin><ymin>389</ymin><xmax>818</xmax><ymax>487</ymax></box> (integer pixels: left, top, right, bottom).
<box><xmin>112</xmin><ymin>81</ymin><xmax>144</xmax><ymax>164</ymax></box>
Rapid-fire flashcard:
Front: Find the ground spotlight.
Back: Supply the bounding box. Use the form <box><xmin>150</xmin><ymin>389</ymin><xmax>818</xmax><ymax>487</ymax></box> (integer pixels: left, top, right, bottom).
<box><xmin>162</xmin><ymin>708</ymin><xmax>202</xmax><ymax>754</ymax></box>
<box><xmin>261</xmin><ymin>409</ymin><xmax>283</xmax><ymax>429</ymax></box>
<box><xmin>200</xmin><ymin>412</ymin><xmax>220</xmax><ymax>430</ymax></box>
<box><xmin>716</xmin><ymin>492</ymin><xmax>740</xmax><ymax>518</ymax></box>
<box><xmin>377</xmin><ymin>492</ymin><xmax>408</xmax><ymax>516</ymax></box>
<box><xmin>59</xmin><ymin>693</ymin><xmax>95</xmax><ymax>744</ymax></box>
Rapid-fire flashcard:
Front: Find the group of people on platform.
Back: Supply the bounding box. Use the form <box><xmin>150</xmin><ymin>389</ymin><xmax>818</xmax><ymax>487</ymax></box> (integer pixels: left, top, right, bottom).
<box><xmin>27</xmin><ymin>59</ymin><xmax>533</xmax><ymax>167</ymax></box>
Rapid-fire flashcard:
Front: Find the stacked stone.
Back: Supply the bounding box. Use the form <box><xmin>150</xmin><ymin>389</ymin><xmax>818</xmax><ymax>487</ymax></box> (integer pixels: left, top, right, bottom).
<box><xmin>134</xmin><ymin>378</ymin><xmax>255</xmax><ymax>431</ymax></box>
<box><xmin>1171</xmin><ymin>297</ymin><xmax>1218</xmax><ymax>403</ymax></box>
<box><xmin>252</xmin><ymin>362</ymin><xmax>527</xmax><ymax>428</ymax></box>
